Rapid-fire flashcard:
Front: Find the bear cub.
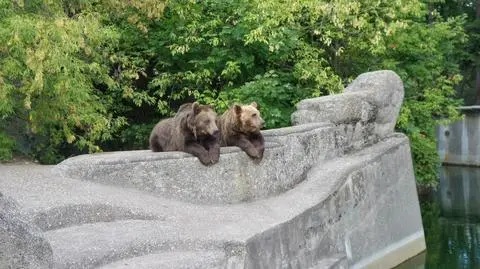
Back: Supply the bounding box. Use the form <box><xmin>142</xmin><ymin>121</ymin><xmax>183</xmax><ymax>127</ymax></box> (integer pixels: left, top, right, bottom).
<box><xmin>217</xmin><ymin>102</ymin><xmax>265</xmax><ymax>161</ymax></box>
<box><xmin>149</xmin><ymin>102</ymin><xmax>220</xmax><ymax>166</ymax></box>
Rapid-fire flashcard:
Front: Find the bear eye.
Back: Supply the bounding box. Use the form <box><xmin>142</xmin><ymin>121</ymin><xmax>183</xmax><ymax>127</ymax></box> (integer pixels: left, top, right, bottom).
<box><xmin>252</xmin><ymin>113</ymin><xmax>257</xmax><ymax>117</ymax></box>
<box><xmin>204</xmin><ymin>119</ymin><xmax>210</xmax><ymax>125</ymax></box>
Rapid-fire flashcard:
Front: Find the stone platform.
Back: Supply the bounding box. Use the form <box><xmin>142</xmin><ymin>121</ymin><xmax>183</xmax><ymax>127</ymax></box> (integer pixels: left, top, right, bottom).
<box><xmin>0</xmin><ymin>70</ymin><xmax>425</xmax><ymax>269</ymax></box>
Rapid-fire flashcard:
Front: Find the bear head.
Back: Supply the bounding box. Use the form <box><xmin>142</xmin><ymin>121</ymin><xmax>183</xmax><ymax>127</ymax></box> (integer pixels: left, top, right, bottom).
<box><xmin>234</xmin><ymin>102</ymin><xmax>265</xmax><ymax>133</ymax></box>
<box><xmin>187</xmin><ymin>102</ymin><xmax>219</xmax><ymax>138</ymax></box>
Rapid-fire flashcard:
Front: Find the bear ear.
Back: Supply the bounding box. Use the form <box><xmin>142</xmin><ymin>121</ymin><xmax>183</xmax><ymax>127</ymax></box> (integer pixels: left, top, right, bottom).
<box><xmin>250</xmin><ymin>102</ymin><xmax>258</xmax><ymax>109</ymax></box>
<box><xmin>192</xmin><ymin>102</ymin><xmax>201</xmax><ymax>115</ymax></box>
<box><xmin>206</xmin><ymin>104</ymin><xmax>214</xmax><ymax>110</ymax></box>
<box><xmin>234</xmin><ymin>104</ymin><xmax>242</xmax><ymax>115</ymax></box>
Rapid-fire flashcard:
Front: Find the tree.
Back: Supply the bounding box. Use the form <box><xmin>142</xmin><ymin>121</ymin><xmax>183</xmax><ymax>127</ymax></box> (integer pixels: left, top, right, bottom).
<box><xmin>0</xmin><ymin>0</ymin><xmax>164</xmax><ymax>163</ymax></box>
<box><xmin>432</xmin><ymin>0</ymin><xmax>480</xmax><ymax>105</ymax></box>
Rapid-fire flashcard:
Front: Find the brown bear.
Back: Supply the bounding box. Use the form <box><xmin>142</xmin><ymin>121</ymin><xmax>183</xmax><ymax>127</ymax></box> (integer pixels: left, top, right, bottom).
<box><xmin>217</xmin><ymin>102</ymin><xmax>265</xmax><ymax>161</ymax></box>
<box><xmin>149</xmin><ymin>102</ymin><xmax>220</xmax><ymax>166</ymax></box>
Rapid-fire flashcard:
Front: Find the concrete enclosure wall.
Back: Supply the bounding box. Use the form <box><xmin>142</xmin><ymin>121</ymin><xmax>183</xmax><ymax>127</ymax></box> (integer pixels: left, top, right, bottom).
<box><xmin>437</xmin><ymin>106</ymin><xmax>480</xmax><ymax>166</ymax></box>
<box><xmin>0</xmin><ymin>70</ymin><xmax>425</xmax><ymax>269</ymax></box>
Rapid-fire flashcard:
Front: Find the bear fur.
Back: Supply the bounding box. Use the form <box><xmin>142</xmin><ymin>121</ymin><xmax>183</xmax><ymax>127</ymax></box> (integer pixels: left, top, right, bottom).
<box><xmin>217</xmin><ymin>102</ymin><xmax>265</xmax><ymax>161</ymax></box>
<box><xmin>149</xmin><ymin>102</ymin><xmax>220</xmax><ymax>166</ymax></box>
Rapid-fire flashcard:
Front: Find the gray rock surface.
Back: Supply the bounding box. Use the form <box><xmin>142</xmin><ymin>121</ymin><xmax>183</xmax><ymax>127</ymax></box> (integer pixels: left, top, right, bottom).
<box><xmin>292</xmin><ymin>70</ymin><xmax>404</xmax><ymax>139</ymax></box>
<box><xmin>0</xmin><ymin>193</ymin><xmax>53</xmax><ymax>269</ymax></box>
<box><xmin>0</xmin><ymin>70</ymin><xmax>424</xmax><ymax>269</ymax></box>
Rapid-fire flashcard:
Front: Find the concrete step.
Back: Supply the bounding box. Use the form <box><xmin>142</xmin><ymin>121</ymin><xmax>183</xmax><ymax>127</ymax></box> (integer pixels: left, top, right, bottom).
<box><xmin>98</xmin><ymin>251</ymin><xmax>225</xmax><ymax>269</ymax></box>
<box><xmin>32</xmin><ymin>203</ymin><xmax>159</xmax><ymax>231</ymax></box>
<box><xmin>41</xmin><ymin>219</ymin><xmax>214</xmax><ymax>269</ymax></box>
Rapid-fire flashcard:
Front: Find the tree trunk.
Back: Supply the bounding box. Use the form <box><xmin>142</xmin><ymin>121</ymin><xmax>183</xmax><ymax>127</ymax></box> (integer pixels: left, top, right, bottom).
<box><xmin>477</xmin><ymin>0</ymin><xmax>480</xmax><ymax>18</ymax></box>
<box><xmin>428</xmin><ymin>2</ymin><xmax>434</xmax><ymax>24</ymax></box>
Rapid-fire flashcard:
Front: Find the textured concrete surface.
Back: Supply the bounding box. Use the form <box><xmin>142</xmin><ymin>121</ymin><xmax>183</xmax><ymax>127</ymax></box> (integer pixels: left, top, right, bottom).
<box><xmin>53</xmin><ymin>123</ymin><xmax>341</xmax><ymax>205</ymax></box>
<box><xmin>437</xmin><ymin>106</ymin><xmax>480</xmax><ymax>166</ymax></box>
<box><xmin>0</xmin><ymin>194</ymin><xmax>53</xmax><ymax>269</ymax></box>
<box><xmin>0</xmin><ymin>70</ymin><xmax>424</xmax><ymax>269</ymax></box>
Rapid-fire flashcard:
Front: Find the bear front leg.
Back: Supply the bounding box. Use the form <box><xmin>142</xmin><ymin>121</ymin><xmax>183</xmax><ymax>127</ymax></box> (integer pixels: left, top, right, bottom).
<box><xmin>250</xmin><ymin>135</ymin><xmax>265</xmax><ymax>162</ymax></box>
<box><xmin>184</xmin><ymin>143</ymin><xmax>212</xmax><ymax>166</ymax></box>
<box><xmin>235</xmin><ymin>137</ymin><xmax>261</xmax><ymax>160</ymax></box>
<box><xmin>208</xmin><ymin>142</ymin><xmax>220</xmax><ymax>164</ymax></box>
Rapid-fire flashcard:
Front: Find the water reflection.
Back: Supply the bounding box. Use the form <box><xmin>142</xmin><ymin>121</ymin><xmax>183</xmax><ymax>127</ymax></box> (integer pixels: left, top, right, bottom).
<box><xmin>439</xmin><ymin>166</ymin><xmax>480</xmax><ymax>219</ymax></box>
<box><xmin>424</xmin><ymin>214</ymin><xmax>480</xmax><ymax>268</ymax></box>
<box><xmin>395</xmin><ymin>165</ymin><xmax>480</xmax><ymax>269</ymax></box>
<box><xmin>428</xmin><ymin>166</ymin><xmax>480</xmax><ymax>269</ymax></box>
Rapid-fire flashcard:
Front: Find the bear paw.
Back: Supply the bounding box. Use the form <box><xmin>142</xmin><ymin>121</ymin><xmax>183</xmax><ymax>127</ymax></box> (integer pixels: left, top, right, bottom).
<box><xmin>246</xmin><ymin>148</ymin><xmax>262</xmax><ymax>159</ymax></box>
<box><xmin>198</xmin><ymin>155</ymin><xmax>213</xmax><ymax>166</ymax></box>
<box><xmin>252</xmin><ymin>156</ymin><xmax>263</xmax><ymax>164</ymax></box>
<box><xmin>210</xmin><ymin>154</ymin><xmax>220</xmax><ymax>164</ymax></box>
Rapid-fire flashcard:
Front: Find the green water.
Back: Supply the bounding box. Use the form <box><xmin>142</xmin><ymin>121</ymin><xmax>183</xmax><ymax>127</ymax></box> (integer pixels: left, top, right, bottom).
<box><xmin>396</xmin><ymin>166</ymin><xmax>480</xmax><ymax>269</ymax></box>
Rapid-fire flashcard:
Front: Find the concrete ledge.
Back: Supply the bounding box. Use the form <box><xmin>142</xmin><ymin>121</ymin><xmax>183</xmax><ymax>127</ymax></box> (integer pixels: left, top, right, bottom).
<box><xmin>441</xmin><ymin>160</ymin><xmax>480</xmax><ymax>167</ymax></box>
<box><xmin>459</xmin><ymin>105</ymin><xmax>480</xmax><ymax>112</ymax></box>
<box><xmin>53</xmin><ymin>123</ymin><xmax>344</xmax><ymax>205</ymax></box>
<box><xmin>52</xmin><ymin>117</ymin><xmax>386</xmax><ymax>205</ymax></box>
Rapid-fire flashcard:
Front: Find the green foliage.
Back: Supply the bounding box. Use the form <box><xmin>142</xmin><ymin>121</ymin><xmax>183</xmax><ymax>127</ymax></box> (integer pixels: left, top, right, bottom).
<box><xmin>433</xmin><ymin>0</ymin><xmax>480</xmax><ymax>105</ymax></box>
<box><xmin>228</xmin><ymin>72</ymin><xmax>300</xmax><ymax>129</ymax></box>
<box><xmin>0</xmin><ymin>132</ymin><xmax>15</xmax><ymax>161</ymax></box>
<box><xmin>107</xmin><ymin>123</ymin><xmax>154</xmax><ymax>151</ymax></box>
<box><xmin>0</xmin><ymin>1</ymin><xmax>134</xmax><ymax>163</ymax></box>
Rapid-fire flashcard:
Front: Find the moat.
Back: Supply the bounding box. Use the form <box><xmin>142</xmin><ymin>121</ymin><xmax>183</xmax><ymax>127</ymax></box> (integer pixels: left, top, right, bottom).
<box><xmin>395</xmin><ymin>165</ymin><xmax>480</xmax><ymax>269</ymax></box>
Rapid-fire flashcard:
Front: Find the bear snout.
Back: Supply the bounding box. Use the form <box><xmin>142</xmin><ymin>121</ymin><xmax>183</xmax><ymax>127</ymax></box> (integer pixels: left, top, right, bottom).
<box><xmin>260</xmin><ymin>119</ymin><xmax>265</xmax><ymax>128</ymax></box>
<box><xmin>212</xmin><ymin>129</ymin><xmax>220</xmax><ymax>136</ymax></box>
